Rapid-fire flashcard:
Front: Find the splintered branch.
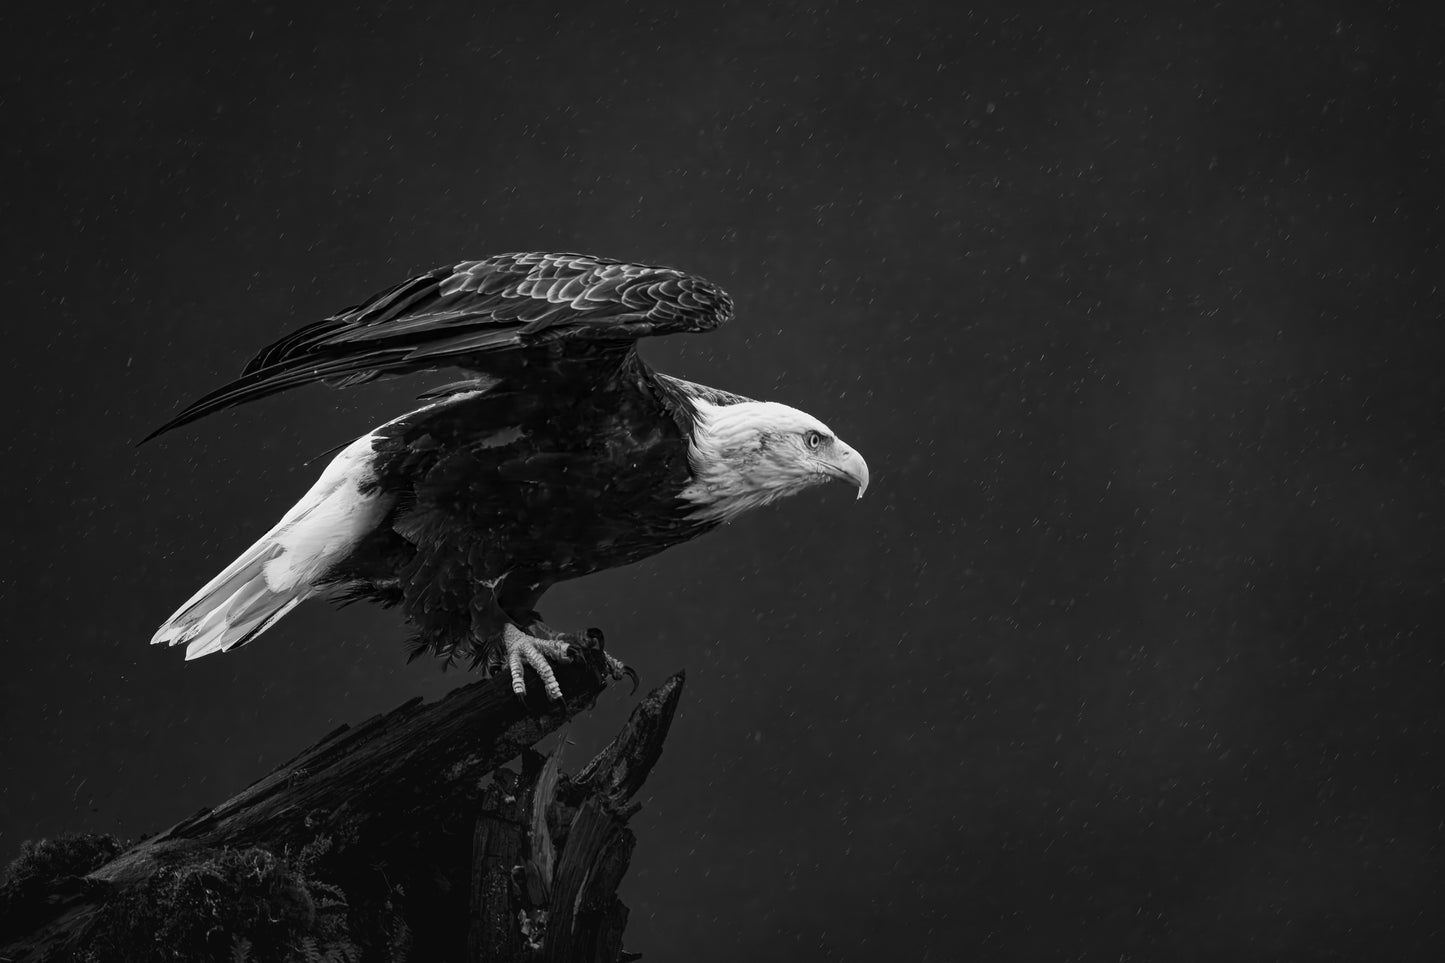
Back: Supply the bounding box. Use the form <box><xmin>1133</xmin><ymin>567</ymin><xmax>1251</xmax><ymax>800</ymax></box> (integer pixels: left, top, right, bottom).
<box><xmin>1</xmin><ymin>648</ymin><xmax>686</xmax><ymax>963</ymax></box>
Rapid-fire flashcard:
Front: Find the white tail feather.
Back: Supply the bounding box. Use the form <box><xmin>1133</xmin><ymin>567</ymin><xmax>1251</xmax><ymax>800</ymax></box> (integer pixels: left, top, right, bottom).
<box><xmin>152</xmin><ymin>432</ymin><xmax>392</xmax><ymax>659</ymax></box>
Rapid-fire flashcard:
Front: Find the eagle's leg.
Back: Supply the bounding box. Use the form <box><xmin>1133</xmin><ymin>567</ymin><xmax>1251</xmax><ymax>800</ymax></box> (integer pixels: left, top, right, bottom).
<box><xmin>470</xmin><ymin>593</ymin><xmax>574</xmax><ymax>702</ymax></box>
<box><xmin>501</xmin><ymin>623</ymin><xmax>575</xmax><ymax>702</ymax></box>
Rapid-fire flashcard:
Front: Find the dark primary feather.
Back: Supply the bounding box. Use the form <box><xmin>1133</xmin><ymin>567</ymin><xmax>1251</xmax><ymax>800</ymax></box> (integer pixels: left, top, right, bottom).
<box><xmin>142</xmin><ymin>252</ymin><xmax>734</xmax><ymax>442</ymax></box>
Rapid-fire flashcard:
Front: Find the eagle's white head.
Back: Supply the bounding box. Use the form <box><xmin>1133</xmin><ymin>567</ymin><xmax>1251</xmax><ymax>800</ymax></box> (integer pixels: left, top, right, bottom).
<box><xmin>680</xmin><ymin>398</ymin><xmax>870</xmax><ymax>523</ymax></box>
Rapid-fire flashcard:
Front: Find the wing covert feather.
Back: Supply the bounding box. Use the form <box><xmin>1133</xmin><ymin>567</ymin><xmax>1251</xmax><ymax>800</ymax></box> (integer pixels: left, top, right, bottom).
<box><xmin>145</xmin><ymin>252</ymin><xmax>733</xmax><ymax>441</ymax></box>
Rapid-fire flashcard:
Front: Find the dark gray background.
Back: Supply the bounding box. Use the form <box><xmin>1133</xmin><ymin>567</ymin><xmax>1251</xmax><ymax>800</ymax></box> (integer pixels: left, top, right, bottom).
<box><xmin>3</xmin><ymin>1</ymin><xmax>1441</xmax><ymax>959</ymax></box>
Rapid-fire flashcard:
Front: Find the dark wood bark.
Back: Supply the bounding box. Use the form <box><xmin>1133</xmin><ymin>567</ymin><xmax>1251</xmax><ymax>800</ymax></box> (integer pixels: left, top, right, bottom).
<box><xmin>0</xmin><ymin>646</ymin><xmax>685</xmax><ymax>963</ymax></box>
<box><xmin>95</xmin><ymin>649</ymin><xmax>615</xmax><ymax>889</ymax></box>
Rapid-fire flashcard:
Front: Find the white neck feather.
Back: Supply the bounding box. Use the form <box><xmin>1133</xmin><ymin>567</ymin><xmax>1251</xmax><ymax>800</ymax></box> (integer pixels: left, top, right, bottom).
<box><xmin>678</xmin><ymin>399</ymin><xmax>798</xmax><ymax>523</ymax></box>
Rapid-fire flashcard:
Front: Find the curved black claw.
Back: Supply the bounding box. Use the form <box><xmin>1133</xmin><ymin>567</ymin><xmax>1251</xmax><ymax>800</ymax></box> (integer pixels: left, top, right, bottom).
<box><xmin>599</xmin><ymin>651</ymin><xmax>640</xmax><ymax>695</ymax></box>
<box><xmin>579</xmin><ymin>627</ymin><xmax>637</xmax><ymax>693</ymax></box>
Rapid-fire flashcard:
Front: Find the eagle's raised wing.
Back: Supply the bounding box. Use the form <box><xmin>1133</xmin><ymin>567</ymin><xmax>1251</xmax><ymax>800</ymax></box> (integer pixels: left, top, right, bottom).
<box><xmin>143</xmin><ymin>252</ymin><xmax>733</xmax><ymax>441</ymax></box>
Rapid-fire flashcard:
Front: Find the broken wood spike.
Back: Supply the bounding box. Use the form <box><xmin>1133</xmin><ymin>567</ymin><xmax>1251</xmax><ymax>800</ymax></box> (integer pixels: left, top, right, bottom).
<box><xmin>528</xmin><ymin>740</ymin><xmax>565</xmax><ymax>895</ymax></box>
<box><xmin>575</xmin><ymin>670</ymin><xmax>686</xmax><ymax>809</ymax></box>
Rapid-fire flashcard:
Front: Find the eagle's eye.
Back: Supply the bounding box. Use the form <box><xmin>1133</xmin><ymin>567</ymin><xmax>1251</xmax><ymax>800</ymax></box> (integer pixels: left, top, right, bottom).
<box><xmin>804</xmin><ymin>430</ymin><xmax>824</xmax><ymax>450</ymax></box>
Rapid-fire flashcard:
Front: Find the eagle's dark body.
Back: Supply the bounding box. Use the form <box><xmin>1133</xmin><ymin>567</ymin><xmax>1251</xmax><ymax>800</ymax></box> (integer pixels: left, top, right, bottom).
<box><xmin>150</xmin><ymin>252</ymin><xmax>868</xmax><ymax>690</ymax></box>
<box><xmin>336</xmin><ymin>357</ymin><xmax>727</xmax><ymax>663</ymax></box>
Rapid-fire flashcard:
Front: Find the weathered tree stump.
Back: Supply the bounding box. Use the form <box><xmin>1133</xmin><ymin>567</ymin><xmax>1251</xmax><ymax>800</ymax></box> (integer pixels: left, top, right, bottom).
<box><xmin>470</xmin><ymin>674</ymin><xmax>683</xmax><ymax>963</ymax></box>
<box><xmin>0</xmin><ymin>644</ymin><xmax>685</xmax><ymax>963</ymax></box>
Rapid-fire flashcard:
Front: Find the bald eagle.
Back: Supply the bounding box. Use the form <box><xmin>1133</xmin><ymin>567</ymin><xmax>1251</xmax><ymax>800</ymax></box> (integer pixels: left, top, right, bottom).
<box><xmin>147</xmin><ymin>252</ymin><xmax>869</xmax><ymax>700</ymax></box>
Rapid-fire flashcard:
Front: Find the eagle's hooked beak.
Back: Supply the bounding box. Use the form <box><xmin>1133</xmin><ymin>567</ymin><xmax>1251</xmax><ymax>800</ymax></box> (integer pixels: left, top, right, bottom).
<box><xmin>823</xmin><ymin>441</ymin><xmax>870</xmax><ymax>499</ymax></box>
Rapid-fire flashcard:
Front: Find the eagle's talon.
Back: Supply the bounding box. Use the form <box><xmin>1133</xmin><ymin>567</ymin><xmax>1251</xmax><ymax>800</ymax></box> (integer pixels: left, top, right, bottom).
<box><xmin>602</xmin><ymin>653</ymin><xmax>639</xmax><ymax>694</ymax></box>
<box><xmin>503</xmin><ymin>624</ymin><xmax>573</xmax><ymax>702</ymax></box>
